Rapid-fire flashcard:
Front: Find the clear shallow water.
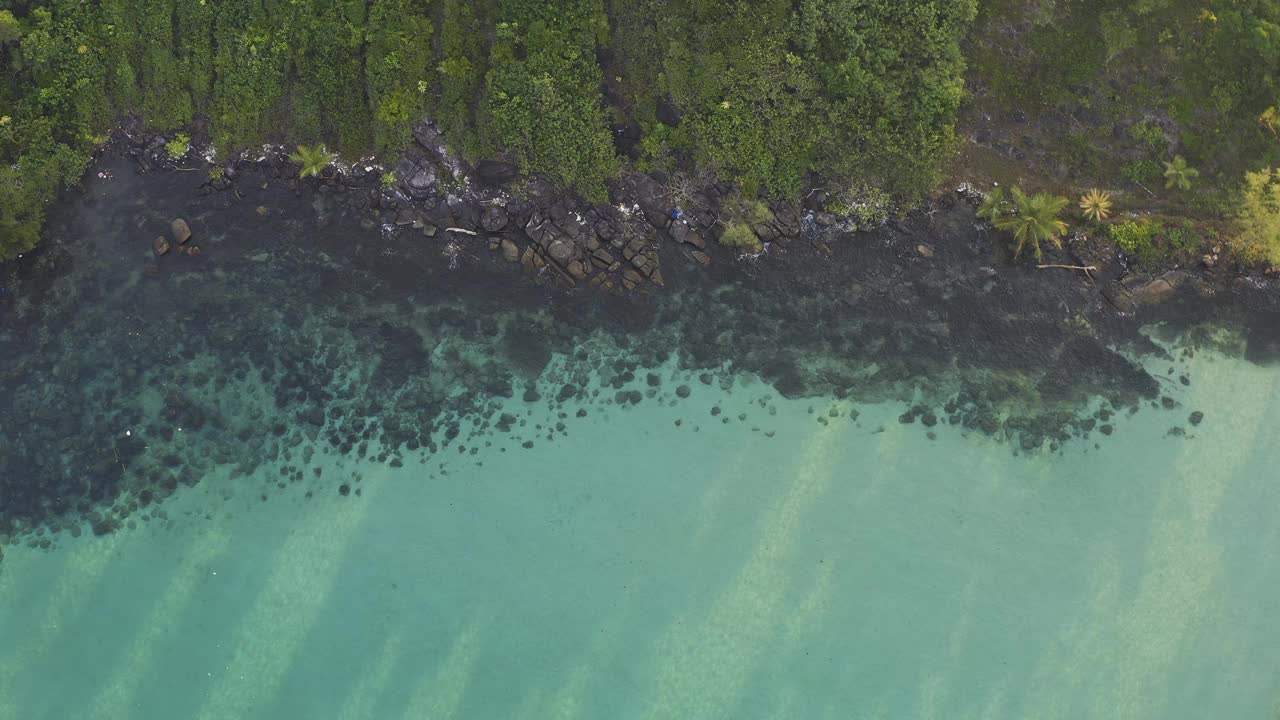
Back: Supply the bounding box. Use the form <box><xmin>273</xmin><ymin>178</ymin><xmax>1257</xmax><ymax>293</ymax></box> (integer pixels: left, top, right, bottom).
<box><xmin>1</xmin><ymin>351</ymin><xmax>1279</xmax><ymax>719</ymax></box>
<box><xmin>2</xmin><ymin>158</ymin><xmax>1280</xmax><ymax>719</ymax></box>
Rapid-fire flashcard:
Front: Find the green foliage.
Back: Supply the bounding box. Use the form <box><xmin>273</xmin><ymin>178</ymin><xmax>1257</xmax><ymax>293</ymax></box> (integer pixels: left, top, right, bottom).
<box><xmin>968</xmin><ymin>0</ymin><xmax>1280</xmax><ymax>216</ymax></box>
<box><xmin>478</xmin><ymin>0</ymin><xmax>620</xmax><ymax>202</ymax></box>
<box><xmin>1078</xmin><ymin>189</ymin><xmax>1113</xmax><ymax>222</ymax></box>
<box><xmin>1163</xmin><ymin>155</ymin><xmax>1198</xmax><ymax>191</ymax></box>
<box><xmin>829</xmin><ymin>185</ymin><xmax>893</xmax><ymax>226</ymax></box>
<box><xmin>1100</xmin><ymin>9</ymin><xmax>1137</xmax><ymax>63</ymax></box>
<box><xmin>991</xmin><ymin>186</ymin><xmax>1069</xmax><ymax>259</ymax></box>
<box><xmin>0</xmin><ymin>9</ymin><xmax>22</xmax><ymax>45</ymax></box>
<box><xmin>1235</xmin><ymin>168</ymin><xmax>1280</xmax><ymax>265</ymax></box>
<box><xmin>165</xmin><ymin>132</ymin><xmax>190</xmax><ymax>160</ymax></box>
<box><xmin>289</xmin><ymin>145</ymin><xmax>336</xmax><ymax>178</ymax></box>
<box><xmin>1122</xmin><ymin>159</ymin><xmax>1162</xmax><ymax>185</ymax></box>
<box><xmin>1128</xmin><ymin>120</ymin><xmax>1165</xmax><ymax>149</ymax></box>
<box><xmin>380</xmin><ymin>171</ymin><xmax>398</xmax><ymax>190</ymax></box>
<box><xmin>0</xmin><ymin>0</ymin><xmax>977</xmax><ymax>256</ymax></box>
<box><xmin>366</xmin><ymin>0</ymin><xmax>435</xmax><ymax>153</ymax></box>
<box><xmin>715</xmin><ymin>193</ymin><xmax>772</xmax><ymax>253</ymax></box>
<box><xmin>1108</xmin><ymin>220</ymin><xmax>1162</xmax><ymax>260</ymax></box>
<box><xmin>976</xmin><ymin>187</ymin><xmax>1006</xmax><ymax>221</ymax></box>
<box><xmin>1107</xmin><ymin>218</ymin><xmax>1200</xmax><ymax>268</ymax></box>
<box><xmin>719</xmin><ymin>223</ymin><xmax>763</xmax><ymax>253</ymax></box>
<box><xmin>609</xmin><ymin>0</ymin><xmax>976</xmax><ymax>201</ymax></box>
<box><xmin>209</xmin><ymin>165</ymin><xmax>225</xmax><ymax>180</ymax></box>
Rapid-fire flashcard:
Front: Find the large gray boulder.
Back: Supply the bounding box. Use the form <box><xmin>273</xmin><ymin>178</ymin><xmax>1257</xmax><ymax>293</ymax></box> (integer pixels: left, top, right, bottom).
<box><xmin>395</xmin><ymin>149</ymin><xmax>437</xmax><ymax>200</ymax></box>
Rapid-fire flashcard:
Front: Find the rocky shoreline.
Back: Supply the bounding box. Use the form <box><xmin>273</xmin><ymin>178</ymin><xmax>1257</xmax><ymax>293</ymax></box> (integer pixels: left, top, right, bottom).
<box><xmin>117</xmin><ymin>116</ymin><xmax>1280</xmax><ymax>313</ymax></box>
<box><xmin>1</xmin><ymin>118</ymin><xmax>1279</xmax><ymax>551</ymax></box>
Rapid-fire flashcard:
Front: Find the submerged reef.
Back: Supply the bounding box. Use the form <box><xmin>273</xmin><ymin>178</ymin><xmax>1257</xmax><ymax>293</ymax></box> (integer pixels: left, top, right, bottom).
<box><xmin>0</xmin><ymin>153</ymin><xmax>1277</xmax><ymax>549</ymax></box>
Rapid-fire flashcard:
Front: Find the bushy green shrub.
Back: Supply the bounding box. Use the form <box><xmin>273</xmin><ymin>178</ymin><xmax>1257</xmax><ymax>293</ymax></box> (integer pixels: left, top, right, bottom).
<box><xmin>1235</xmin><ymin>168</ymin><xmax>1280</xmax><ymax>265</ymax></box>
<box><xmin>165</xmin><ymin>133</ymin><xmax>190</xmax><ymax>160</ymax></box>
<box><xmin>719</xmin><ymin>223</ymin><xmax>763</xmax><ymax>253</ymax></box>
<box><xmin>1128</xmin><ymin>120</ymin><xmax>1165</xmax><ymax>149</ymax></box>
<box><xmin>1108</xmin><ymin>220</ymin><xmax>1164</xmax><ymax>266</ymax></box>
<box><xmin>1121</xmin><ymin>159</ymin><xmax>1163</xmax><ymax>185</ymax></box>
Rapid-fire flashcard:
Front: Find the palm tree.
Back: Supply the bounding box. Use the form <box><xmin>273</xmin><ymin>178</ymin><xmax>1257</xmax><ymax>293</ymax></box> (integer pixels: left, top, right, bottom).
<box><xmin>976</xmin><ymin>187</ymin><xmax>1006</xmax><ymax>221</ymax></box>
<box><xmin>1078</xmin><ymin>188</ymin><xmax>1113</xmax><ymax>222</ymax></box>
<box><xmin>992</xmin><ymin>186</ymin><xmax>1069</xmax><ymax>259</ymax></box>
<box><xmin>289</xmin><ymin>145</ymin><xmax>336</xmax><ymax>178</ymax></box>
<box><xmin>1163</xmin><ymin>155</ymin><xmax>1198</xmax><ymax>191</ymax></box>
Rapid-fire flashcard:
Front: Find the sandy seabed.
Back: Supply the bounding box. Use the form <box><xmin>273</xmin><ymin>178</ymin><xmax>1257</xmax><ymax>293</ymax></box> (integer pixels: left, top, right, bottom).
<box><xmin>1</xmin><ymin>345</ymin><xmax>1278</xmax><ymax>720</ymax></box>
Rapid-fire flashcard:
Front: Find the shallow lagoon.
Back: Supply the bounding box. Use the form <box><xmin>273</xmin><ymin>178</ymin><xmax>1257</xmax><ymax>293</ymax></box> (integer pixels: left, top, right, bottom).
<box><xmin>2</xmin><ymin>350</ymin><xmax>1280</xmax><ymax>719</ymax></box>
<box><xmin>1</xmin><ymin>158</ymin><xmax>1279</xmax><ymax>719</ymax></box>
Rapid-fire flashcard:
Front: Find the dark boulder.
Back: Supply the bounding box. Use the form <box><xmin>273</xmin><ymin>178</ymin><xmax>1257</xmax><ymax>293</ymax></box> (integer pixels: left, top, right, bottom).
<box><xmin>475</xmin><ymin>160</ymin><xmax>519</xmax><ymax>186</ymax></box>
<box><xmin>656</xmin><ymin>99</ymin><xmax>682</xmax><ymax>128</ymax></box>
<box><xmin>394</xmin><ymin>149</ymin><xmax>437</xmax><ymax>200</ymax></box>
<box><xmin>482</xmin><ymin>206</ymin><xmax>509</xmax><ymax>232</ymax></box>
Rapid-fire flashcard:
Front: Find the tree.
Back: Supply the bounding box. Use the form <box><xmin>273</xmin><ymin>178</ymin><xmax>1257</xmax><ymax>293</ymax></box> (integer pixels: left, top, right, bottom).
<box><xmin>1078</xmin><ymin>188</ymin><xmax>1113</xmax><ymax>222</ymax></box>
<box><xmin>1260</xmin><ymin>106</ymin><xmax>1280</xmax><ymax>138</ymax></box>
<box><xmin>289</xmin><ymin>145</ymin><xmax>336</xmax><ymax>178</ymax></box>
<box><xmin>993</xmin><ymin>186</ymin><xmax>1069</xmax><ymax>259</ymax></box>
<box><xmin>976</xmin><ymin>187</ymin><xmax>1006</xmax><ymax>221</ymax></box>
<box><xmin>1163</xmin><ymin>155</ymin><xmax>1199</xmax><ymax>190</ymax></box>
<box><xmin>1235</xmin><ymin>168</ymin><xmax>1280</xmax><ymax>265</ymax></box>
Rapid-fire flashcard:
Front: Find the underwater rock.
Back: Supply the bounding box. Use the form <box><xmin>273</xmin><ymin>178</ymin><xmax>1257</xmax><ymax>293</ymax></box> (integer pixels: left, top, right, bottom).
<box><xmin>152</xmin><ymin>236</ymin><xmax>170</xmax><ymax>256</ymax></box>
<box><xmin>170</xmin><ymin>218</ymin><xmax>191</xmax><ymax>244</ymax></box>
<box><xmin>500</xmin><ymin>238</ymin><xmax>520</xmax><ymax>262</ymax></box>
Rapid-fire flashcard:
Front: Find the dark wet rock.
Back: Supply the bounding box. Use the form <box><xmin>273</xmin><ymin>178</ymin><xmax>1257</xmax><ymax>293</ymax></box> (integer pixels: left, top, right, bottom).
<box><xmin>656</xmin><ymin>98</ymin><xmax>682</xmax><ymax>127</ymax></box>
<box><xmin>412</xmin><ymin>121</ymin><xmax>446</xmax><ymax>154</ymax></box>
<box><xmin>1128</xmin><ymin>271</ymin><xmax>1188</xmax><ymax>306</ymax></box>
<box><xmin>482</xmin><ymin>206</ymin><xmax>509</xmax><ymax>232</ymax></box>
<box><xmin>394</xmin><ymin>149</ymin><xmax>437</xmax><ymax>199</ymax></box>
<box><xmin>548</xmin><ymin>238</ymin><xmax>575</xmax><ymax>266</ymax></box>
<box><xmin>669</xmin><ymin>220</ymin><xmax>705</xmax><ymax>250</ymax></box>
<box><xmin>1101</xmin><ymin>282</ymin><xmax>1137</xmax><ymax>314</ymax></box>
<box><xmin>475</xmin><ymin>160</ymin><xmax>519</xmax><ymax>186</ymax></box>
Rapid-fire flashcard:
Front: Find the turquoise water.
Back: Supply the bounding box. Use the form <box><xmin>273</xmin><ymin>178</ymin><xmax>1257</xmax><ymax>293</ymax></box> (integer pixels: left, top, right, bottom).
<box><xmin>2</xmin><ymin>352</ymin><xmax>1279</xmax><ymax>719</ymax></box>
<box><xmin>2</xmin><ymin>159</ymin><xmax>1279</xmax><ymax>718</ymax></box>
